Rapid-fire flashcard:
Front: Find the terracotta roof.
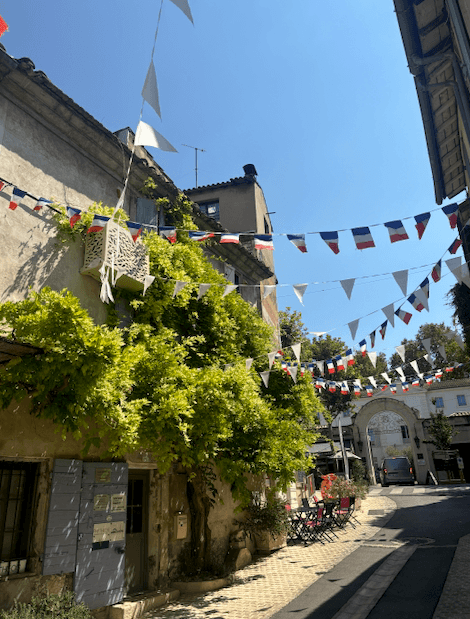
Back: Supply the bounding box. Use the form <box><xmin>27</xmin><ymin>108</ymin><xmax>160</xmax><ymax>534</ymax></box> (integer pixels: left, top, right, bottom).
<box><xmin>449</xmin><ymin>411</ymin><xmax>470</xmax><ymax>417</ymax></box>
<box><xmin>183</xmin><ymin>174</ymin><xmax>256</xmax><ymax>194</ymax></box>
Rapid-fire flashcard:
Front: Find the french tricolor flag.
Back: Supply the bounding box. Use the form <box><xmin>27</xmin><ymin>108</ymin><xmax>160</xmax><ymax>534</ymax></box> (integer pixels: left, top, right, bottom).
<box><xmin>9</xmin><ymin>187</ymin><xmax>27</xmax><ymax>210</ymax></box>
<box><xmin>390</xmin><ymin>384</ymin><xmax>397</xmax><ymax>394</ymax></box>
<box><xmin>352</xmin><ymin>227</ymin><xmax>375</xmax><ymax>250</ymax></box>
<box><xmin>414</xmin><ymin>212</ymin><xmax>430</xmax><ymax>240</ymax></box>
<box><xmin>366</xmin><ymin>386</ymin><xmax>373</xmax><ymax>397</ymax></box>
<box><xmin>345</xmin><ymin>349</ymin><xmax>355</xmax><ymax>366</ymax></box>
<box><xmin>220</xmin><ymin>233</ymin><xmax>240</xmax><ymax>244</ymax></box>
<box><xmin>320</xmin><ymin>231</ymin><xmax>339</xmax><ymax>254</ymax></box>
<box><xmin>379</xmin><ymin>321</ymin><xmax>387</xmax><ymax>340</ymax></box>
<box><xmin>335</xmin><ymin>355</ymin><xmax>345</xmax><ymax>371</ymax></box>
<box><xmin>412</xmin><ymin>378</ymin><xmax>420</xmax><ymax>387</ymax></box>
<box><xmin>435</xmin><ymin>369</ymin><xmax>443</xmax><ymax>379</ymax></box>
<box><xmin>380</xmin><ymin>384</ymin><xmax>388</xmax><ymax>392</ymax></box>
<box><xmin>445</xmin><ymin>366</ymin><xmax>454</xmax><ymax>373</ymax></box>
<box><xmin>287</xmin><ymin>234</ymin><xmax>307</xmax><ymax>253</ymax></box>
<box><xmin>189</xmin><ymin>231</ymin><xmax>215</xmax><ymax>242</ymax></box>
<box><xmin>425</xmin><ymin>375</ymin><xmax>433</xmax><ymax>385</ymax></box>
<box><xmin>315</xmin><ymin>378</ymin><xmax>325</xmax><ymax>389</ymax></box>
<box><xmin>370</xmin><ymin>331</ymin><xmax>376</xmax><ymax>348</ymax></box>
<box><xmin>160</xmin><ymin>226</ymin><xmax>177</xmax><ymax>244</ymax></box>
<box><xmin>66</xmin><ymin>207</ymin><xmax>82</xmax><ymax>228</ymax></box>
<box><xmin>126</xmin><ymin>221</ymin><xmax>143</xmax><ymax>242</ymax></box>
<box><xmin>420</xmin><ymin>277</ymin><xmax>430</xmax><ymax>299</ymax></box>
<box><xmin>326</xmin><ymin>359</ymin><xmax>335</xmax><ymax>374</ymax></box>
<box><xmin>87</xmin><ymin>214</ymin><xmax>110</xmax><ymax>234</ymax></box>
<box><xmin>402</xmin><ymin>382</ymin><xmax>409</xmax><ymax>392</ymax></box>
<box><xmin>328</xmin><ymin>382</ymin><xmax>336</xmax><ymax>392</ymax></box>
<box><xmin>254</xmin><ymin>234</ymin><xmax>274</xmax><ymax>250</ymax></box>
<box><xmin>34</xmin><ymin>197</ymin><xmax>52</xmax><ymax>212</ymax></box>
<box><xmin>341</xmin><ymin>382</ymin><xmax>349</xmax><ymax>395</ymax></box>
<box><xmin>431</xmin><ymin>260</ymin><xmax>441</xmax><ymax>283</ymax></box>
<box><xmin>408</xmin><ymin>293</ymin><xmax>424</xmax><ymax>312</ymax></box>
<box><xmin>442</xmin><ymin>203</ymin><xmax>459</xmax><ymax>229</ymax></box>
<box><xmin>384</xmin><ymin>220</ymin><xmax>409</xmax><ymax>243</ymax></box>
<box><xmin>448</xmin><ymin>237</ymin><xmax>462</xmax><ymax>255</ymax></box>
<box><xmin>395</xmin><ymin>308</ymin><xmax>412</xmax><ymax>325</ymax></box>
<box><xmin>359</xmin><ymin>339</ymin><xmax>367</xmax><ymax>357</ymax></box>
<box><xmin>354</xmin><ymin>385</ymin><xmax>361</xmax><ymax>396</ymax></box>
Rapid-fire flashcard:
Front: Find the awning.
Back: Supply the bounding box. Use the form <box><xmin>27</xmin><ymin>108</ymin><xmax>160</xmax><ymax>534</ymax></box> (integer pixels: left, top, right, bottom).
<box><xmin>330</xmin><ymin>450</ymin><xmax>361</xmax><ymax>460</ymax></box>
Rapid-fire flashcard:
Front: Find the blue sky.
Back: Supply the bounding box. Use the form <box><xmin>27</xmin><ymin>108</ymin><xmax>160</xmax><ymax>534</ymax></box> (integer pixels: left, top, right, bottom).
<box><xmin>1</xmin><ymin>1</ymin><xmax>465</xmax><ymax>360</ymax></box>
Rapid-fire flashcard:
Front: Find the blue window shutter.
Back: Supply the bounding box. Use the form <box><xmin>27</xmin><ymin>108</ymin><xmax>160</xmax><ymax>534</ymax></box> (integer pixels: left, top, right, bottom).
<box><xmin>42</xmin><ymin>459</ymin><xmax>83</xmax><ymax>576</ymax></box>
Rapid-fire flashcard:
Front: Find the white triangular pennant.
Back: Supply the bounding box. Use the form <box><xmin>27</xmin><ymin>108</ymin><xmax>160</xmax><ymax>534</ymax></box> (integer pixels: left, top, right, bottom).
<box><xmin>381</xmin><ymin>372</ymin><xmax>391</xmax><ymax>384</ymax></box>
<box><xmin>173</xmin><ymin>281</ymin><xmax>187</xmax><ymax>297</ymax></box>
<box><xmin>382</xmin><ymin>303</ymin><xmax>395</xmax><ymax>328</ymax></box>
<box><xmin>367</xmin><ymin>351</ymin><xmax>377</xmax><ymax>368</ymax></box>
<box><xmin>395</xmin><ymin>345</ymin><xmax>406</xmax><ymax>363</ymax></box>
<box><xmin>348</xmin><ymin>319</ymin><xmax>359</xmax><ymax>341</ymax></box>
<box><xmin>414</xmin><ymin>287</ymin><xmax>429</xmax><ymax>311</ymax></box>
<box><xmin>142</xmin><ymin>61</ymin><xmax>161</xmax><ymax>118</ymax></box>
<box><xmin>340</xmin><ymin>278</ymin><xmax>355</xmax><ymax>300</ymax></box>
<box><xmin>260</xmin><ymin>371</ymin><xmax>270</xmax><ymax>388</ymax></box>
<box><xmin>168</xmin><ymin>0</ymin><xmax>194</xmax><ymax>23</ymax></box>
<box><xmin>293</xmin><ymin>283</ymin><xmax>308</xmax><ymax>305</ymax></box>
<box><xmin>438</xmin><ymin>345</ymin><xmax>447</xmax><ymax>361</ymax></box>
<box><xmin>143</xmin><ymin>275</ymin><xmax>155</xmax><ymax>296</ymax></box>
<box><xmin>316</xmin><ymin>360</ymin><xmax>325</xmax><ymax>375</ymax></box>
<box><xmin>410</xmin><ymin>360</ymin><xmax>420</xmax><ymax>374</ymax></box>
<box><xmin>418</xmin><ymin>372</ymin><xmax>424</xmax><ymax>379</ymax></box>
<box><xmin>396</xmin><ymin>366</ymin><xmax>406</xmax><ymax>381</ymax></box>
<box><xmin>222</xmin><ymin>284</ymin><xmax>237</xmax><ymax>298</ymax></box>
<box><xmin>290</xmin><ymin>365</ymin><xmax>298</xmax><ymax>383</ymax></box>
<box><xmin>423</xmin><ymin>353</ymin><xmax>432</xmax><ymax>366</ymax></box>
<box><xmin>135</xmin><ymin>120</ymin><xmax>178</xmax><ymax>152</ymax></box>
<box><xmin>267</xmin><ymin>352</ymin><xmax>277</xmax><ymax>369</ymax></box>
<box><xmin>197</xmin><ymin>283</ymin><xmax>211</xmax><ymax>300</ymax></box>
<box><xmin>446</xmin><ymin>257</ymin><xmax>462</xmax><ymax>282</ymax></box>
<box><xmin>310</xmin><ymin>331</ymin><xmax>327</xmax><ymax>337</ymax></box>
<box><xmin>263</xmin><ymin>285</ymin><xmax>276</xmax><ymax>299</ymax></box>
<box><xmin>291</xmin><ymin>343</ymin><xmax>301</xmax><ymax>362</ymax></box>
<box><xmin>353</xmin><ymin>378</ymin><xmax>362</xmax><ymax>388</ymax></box>
<box><xmin>368</xmin><ymin>376</ymin><xmax>377</xmax><ymax>388</ymax></box>
<box><xmin>246</xmin><ymin>358</ymin><xmax>253</xmax><ymax>371</ymax></box>
<box><xmin>392</xmin><ymin>269</ymin><xmax>408</xmax><ymax>296</ymax></box>
<box><xmin>422</xmin><ymin>338</ymin><xmax>432</xmax><ymax>354</ymax></box>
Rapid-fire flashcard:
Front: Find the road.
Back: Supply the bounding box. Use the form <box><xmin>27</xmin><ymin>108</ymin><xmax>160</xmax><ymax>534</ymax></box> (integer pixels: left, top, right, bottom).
<box><xmin>272</xmin><ymin>485</ymin><xmax>470</xmax><ymax>619</ymax></box>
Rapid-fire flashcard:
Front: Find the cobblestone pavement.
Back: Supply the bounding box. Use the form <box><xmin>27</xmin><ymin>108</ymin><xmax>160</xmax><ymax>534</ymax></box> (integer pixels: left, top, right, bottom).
<box><xmin>144</xmin><ymin>495</ymin><xmax>396</xmax><ymax>619</ymax></box>
<box><xmin>432</xmin><ymin>533</ymin><xmax>470</xmax><ymax>619</ymax></box>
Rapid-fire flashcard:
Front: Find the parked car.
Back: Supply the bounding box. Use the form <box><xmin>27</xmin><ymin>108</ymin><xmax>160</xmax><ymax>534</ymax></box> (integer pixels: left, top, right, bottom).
<box><xmin>380</xmin><ymin>456</ymin><xmax>414</xmax><ymax>486</ymax></box>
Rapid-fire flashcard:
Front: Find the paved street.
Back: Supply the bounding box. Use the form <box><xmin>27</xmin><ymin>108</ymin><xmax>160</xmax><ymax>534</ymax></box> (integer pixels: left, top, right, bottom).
<box><xmin>144</xmin><ymin>485</ymin><xmax>470</xmax><ymax>619</ymax></box>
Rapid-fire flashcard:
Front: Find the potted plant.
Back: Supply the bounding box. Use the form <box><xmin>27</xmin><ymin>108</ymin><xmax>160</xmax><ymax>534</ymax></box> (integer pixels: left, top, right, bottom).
<box><xmin>239</xmin><ymin>492</ymin><xmax>289</xmax><ymax>554</ymax></box>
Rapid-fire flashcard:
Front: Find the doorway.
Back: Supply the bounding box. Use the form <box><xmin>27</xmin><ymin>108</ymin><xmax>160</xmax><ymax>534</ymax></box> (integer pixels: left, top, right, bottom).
<box><xmin>125</xmin><ymin>470</ymin><xmax>149</xmax><ymax>594</ymax></box>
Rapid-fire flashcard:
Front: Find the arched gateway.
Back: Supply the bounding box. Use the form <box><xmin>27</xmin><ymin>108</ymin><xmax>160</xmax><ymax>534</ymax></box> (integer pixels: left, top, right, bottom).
<box><xmin>352</xmin><ymin>398</ymin><xmax>427</xmax><ymax>484</ymax></box>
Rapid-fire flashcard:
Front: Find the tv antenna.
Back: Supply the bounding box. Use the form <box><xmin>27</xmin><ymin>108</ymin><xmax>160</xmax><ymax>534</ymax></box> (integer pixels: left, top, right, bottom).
<box><xmin>182</xmin><ymin>144</ymin><xmax>206</xmax><ymax>188</ymax></box>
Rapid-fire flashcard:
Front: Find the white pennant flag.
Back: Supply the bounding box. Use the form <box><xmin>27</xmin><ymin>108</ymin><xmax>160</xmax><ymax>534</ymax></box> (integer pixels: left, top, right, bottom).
<box><xmin>423</xmin><ymin>353</ymin><xmax>432</xmax><ymax>366</ymax></box>
<box><xmin>135</xmin><ymin>120</ymin><xmax>178</xmax><ymax>152</ymax></box>
<box><xmin>418</xmin><ymin>372</ymin><xmax>424</xmax><ymax>379</ymax></box>
<box><xmin>446</xmin><ymin>330</ymin><xmax>465</xmax><ymax>350</ymax></box>
<box><xmin>268</xmin><ymin>352</ymin><xmax>277</xmax><ymax>369</ymax></box>
<box><xmin>310</xmin><ymin>331</ymin><xmax>327</xmax><ymax>337</ymax></box>
<box><xmin>446</xmin><ymin>257</ymin><xmax>462</xmax><ymax>282</ymax></box>
<box><xmin>348</xmin><ymin>319</ymin><xmax>359</xmax><ymax>341</ymax></box>
<box><xmin>392</xmin><ymin>269</ymin><xmax>408</xmax><ymax>296</ymax></box>
<box><xmin>143</xmin><ymin>275</ymin><xmax>155</xmax><ymax>296</ymax></box>
<box><xmin>382</xmin><ymin>303</ymin><xmax>395</xmax><ymax>328</ymax></box>
<box><xmin>290</xmin><ymin>365</ymin><xmax>298</xmax><ymax>383</ymax></box>
<box><xmin>414</xmin><ymin>287</ymin><xmax>429</xmax><ymax>311</ymax></box>
<box><xmin>316</xmin><ymin>360</ymin><xmax>325</xmax><ymax>375</ymax></box>
<box><xmin>395</xmin><ymin>345</ymin><xmax>406</xmax><ymax>363</ymax></box>
<box><xmin>396</xmin><ymin>366</ymin><xmax>406</xmax><ymax>381</ymax></box>
<box><xmin>197</xmin><ymin>283</ymin><xmax>211</xmax><ymax>299</ymax></box>
<box><xmin>368</xmin><ymin>376</ymin><xmax>377</xmax><ymax>388</ymax></box>
<box><xmin>173</xmin><ymin>281</ymin><xmax>187</xmax><ymax>297</ymax></box>
<box><xmin>168</xmin><ymin>0</ymin><xmax>194</xmax><ymax>23</ymax></box>
<box><xmin>263</xmin><ymin>285</ymin><xmax>276</xmax><ymax>299</ymax></box>
<box><xmin>438</xmin><ymin>345</ymin><xmax>447</xmax><ymax>361</ymax></box>
<box><xmin>260</xmin><ymin>371</ymin><xmax>270</xmax><ymax>388</ymax></box>
<box><xmin>293</xmin><ymin>283</ymin><xmax>308</xmax><ymax>305</ymax></box>
<box><xmin>410</xmin><ymin>360</ymin><xmax>420</xmax><ymax>375</ymax></box>
<box><xmin>291</xmin><ymin>343</ymin><xmax>301</xmax><ymax>362</ymax></box>
<box><xmin>246</xmin><ymin>358</ymin><xmax>253</xmax><ymax>371</ymax></box>
<box><xmin>367</xmin><ymin>351</ymin><xmax>377</xmax><ymax>368</ymax></box>
<box><xmin>353</xmin><ymin>378</ymin><xmax>362</xmax><ymax>389</ymax></box>
<box><xmin>422</xmin><ymin>338</ymin><xmax>432</xmax><ymax>354</ymax></box>
<box><xmin>142</xmin><ymin>61</ymin><xmax>161</xmax><ymax>118</ymax></box>
<box><xmin>340</xmin><ymin>278</ymin><xmax>355</xmax><ymax>300</ymax></box>
<box><xmin>222</xmin><ymin>284</ymin><xmax>237</xmax><ymax>298</ymax></box>
<box><xmin>381</xmin><ymin>372</ymin><xmax>391</xmax><ymax>384</ymax></box>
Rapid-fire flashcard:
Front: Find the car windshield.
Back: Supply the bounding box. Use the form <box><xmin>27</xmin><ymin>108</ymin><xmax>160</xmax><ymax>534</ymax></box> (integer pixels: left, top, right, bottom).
<box><xmin>384</xmin><ymin>459</ymin><xmax>409</xmax><ymax>470</ymax></box>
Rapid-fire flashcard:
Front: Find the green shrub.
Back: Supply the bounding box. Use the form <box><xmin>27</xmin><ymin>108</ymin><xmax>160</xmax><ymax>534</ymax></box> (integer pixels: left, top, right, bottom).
<box><xmin>0</xmin><ymin>592</ymin><xmax>92</xmax><ymax>619</ymax></box>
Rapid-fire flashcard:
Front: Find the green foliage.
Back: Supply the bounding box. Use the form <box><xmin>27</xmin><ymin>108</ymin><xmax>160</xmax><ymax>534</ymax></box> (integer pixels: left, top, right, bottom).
<box><xmin>448</xmin><ymin>283</ymin><xmax>470</xmax><ymax>348</ymax></box>
<box><xmin>141</xmin><ymin>182</ymin><xmax>194</xmax><ymax>229</ymax></box>
<box><xmin>425</xmin><ymin>412</ymin><xmax>456</xmax><ymax>450</ymax></box>
<box><xmin>52</xmin><ymin>202</ymin><xmax>129</xmax><ymax>245</ymax></box>
<box><xmin>0</xmin><ymin>592</ymin><xmax>91</xmax><ymax>619</ymax></box>
<box><xmin>351</xmin><ymin>459</ymin><xmax>366</xmax><ymax>482</ymax></box>
<box><xmin>237</xmin><ymin>492</ymin><xmax>290</xmax><ymax>538</ymax></box>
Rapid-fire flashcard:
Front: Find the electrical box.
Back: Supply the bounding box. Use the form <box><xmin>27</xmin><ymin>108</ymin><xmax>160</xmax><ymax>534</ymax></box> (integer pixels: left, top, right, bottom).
<box><xmin>175</xmin><ymin>514</ymin><xmax>188</xmax><ymax>540</ymax></box>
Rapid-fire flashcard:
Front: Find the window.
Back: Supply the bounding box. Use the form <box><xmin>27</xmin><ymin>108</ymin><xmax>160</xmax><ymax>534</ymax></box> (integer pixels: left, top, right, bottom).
<box><xmin>264</xmin><ymin>217</ymin><xmax>270</xmax><ymax>234</ymax></box>
<box><xmin>401</xmin><ymin>425</ymin><xmax>410</xmax><ymax>440</ymax></box>
<box><xmin>136</xmin><ymin>198</ymin><xmax>159</xmax><ymax>226</ymax></box>
<box><xmin>434</xmin><ymin>397</ymin><xmax>444</xmax><ymax>408</ymax></box>
<box><xmin>197</xmin><ymin>201</ymin><xmax>219</xmax><ymax>221</ymax></box>
<box><xmin>457</xmin><ymin>395</ymin><xmax>467</xmax><ymax>406</ymax></box>
<box><xmin>0</xmin><ymin>462</ymin><xmax>38</xmax><ymax>570</ymax></box>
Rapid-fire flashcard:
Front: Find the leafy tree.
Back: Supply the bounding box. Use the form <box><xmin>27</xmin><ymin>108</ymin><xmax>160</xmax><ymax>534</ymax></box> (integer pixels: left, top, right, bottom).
<box><xmin>448</xmin><ymin>282</ymin><xmax>470</xmax><ymax>347</ymax></box>
<box><xmin>425</xmin><ymin>412</ymin><xmax>456</xmax><ymax>450</ymax></box>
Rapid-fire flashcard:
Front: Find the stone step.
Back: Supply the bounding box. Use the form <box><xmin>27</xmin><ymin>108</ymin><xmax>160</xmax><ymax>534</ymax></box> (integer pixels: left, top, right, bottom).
<box><xmin>107</xmin><ymin>590</ymin><xmax>180</xmax><ymax>619</ymax></box>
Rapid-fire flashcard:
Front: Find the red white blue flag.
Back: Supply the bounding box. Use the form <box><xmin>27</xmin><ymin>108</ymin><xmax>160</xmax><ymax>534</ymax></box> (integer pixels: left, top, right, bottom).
<box><xmin>315</xmin><ymin>378</ymin><xmax>325</xmax><ymax>389</ymax></box>
<box><xmin>414</xmin><ymin>212</ymin><xmax>430</xmax><ymax>240</ymax></box>
<box><xmin>254</xmin><ymin>234</ymin><xmax>274</xmax><ymax>250</ymax></box>
<box><xmin>335</xmin><ymin>355</ymin><xmax>345</xmax><ymax>371</ymax></box>
<box><xmin>359</xmin><ymin>339</ymin><xmax>367</xmax><ymax>356</ymax></box>
<box><xmin>87</xmin><ymin>214</ymin><xmax>110</xmax><ymax>234</ymax></box>
<box><xmin>353</xmin><ymin>385</ymin><xmax>361</xmax><ymax>396</ymax></box>
<box><xmin>442</xmin><ymin>203</ymin><xmax>459</xmax><ymax>229</ymax></box>
<box><xmin>352</xmin><ymin>226</ymin><xmax>375</xmax><ymax>250</ymax></box>
<box><xmin>380</xmin><ymin>384</ymin><xmax>388</xmax><ymax>392</ymax></box>
<box><xmin>345</xmin><ymin>349</ymin><xmax>355</xmax><ymax>366</ymax></box>
<box><xmin>189</xmin><ymin>231</ymin><xmax>215</xmax><ymax>241</ymax></box>
<box><xmin>379</xmin><ymin>321</ymin><xmax>388</xmax><ymax>340</ymax></box>
<box><xmin>341</xmin><ymin>382</ymin><xmax>349</xmax><ymax>395</ymax></box>
<box><xmin>395</xmin><ymin>308</ymin><xmax>412</xmax><ymax>325</ymax></box>
<box><xmin>126</xmin><ymin>221</ymin><xmax>143</xmax><ymax>242</ymax></box>
<box><xmin>445</xmin><ymin>366</ymin><xmax>454</xmax><ymax>373</ymax></box>
<box><xmin>431</xmin><ymin>260</ymin><xmax>441</xmax><ymax>283</ymax></box>
<box><xmin>9</xmin><ymin>187</ymin><xmax>26</xmax><ymax>210</ymax></box>
<box><xmin>66</xmin><ymin>207</ymin><xmax>82</xmax><ymax>228</ymax></box>
<box><xmin>448</xmin><ymin>237</ymin><xmax>462</xmax><ymax>254</ymax></box>
<box><xmin>328</xmin><ymin>382</ymin><xmax>336</xmax><ymax>392</ymax></box>
<box><xmin>384</xmin><ymin>220</ymin><xmax>409</xmax><ymax>243</ymax></box>
<box><xmin>160</xmin><ymin>226</ymin><xmax>177</xmax><ymax>244</ymax></box>
<box><xmin>220</xmin><ymin>233</ymin><xmax>240</xmax><ymax>244</ymax></box>
<box><xmin>287</xmin><ymin>234</ymin><xmax>307</xmax><ymax>253</ymax></box>
<box><xmin>412</xmin><ymin>378</ymin><xmax>420</xmax><ymax>386</ymax></box>
<box><xmin>370</xmin><ymin>331</ymin><xmax>376</xmax><ymax>348</ymax></box>
<box><xmin>435</xmin><ymin>369</ymin><xmax>443</xmax><ymax>378</ymax></box>
<box><xmin>34</xmin><ymin>197</ymin><xmax>52</xmax><ymax>212</ymax></box>
<box><xmin>425</xmin><ymin>375</ymin><xmax>433</xmax><ymax>385</ymax></box>
<box><xmin>366</xmin><ymin>386</ymin><xmax>373</xmax><ymax>397</ymax></box>
<box><xmin>402</xmin><ymin>382</ymin><xmax>409</xmax><ymax>392</ymax></box>
<box><xmin>326</xmin><ymin>359</ymin><xmax>335</xmax><ymax>374</ymax></box>
<box><xmin>420</xmin><ymin>277</ymin><xmax>430</xmax><ymax>299</ymax></box>
<box><xmin>320</xmin><ymin>231</ymin><xmax>339</xmax><ymax>254</ymax></box>
<box><xmin>408</xmin><ymin>293</ymin><xmax>424</xmax><ymax>312</ymax></box>
<box><xmin>390</xmin><ymin>384</ymin><xmax>397</xmax><ymax>394</ymax></box>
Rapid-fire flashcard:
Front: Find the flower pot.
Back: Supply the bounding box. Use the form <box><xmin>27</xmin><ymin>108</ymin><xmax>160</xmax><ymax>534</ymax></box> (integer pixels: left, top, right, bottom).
<box><xmin>253</xmin><ymin>531</ymin><xmax>287</xmax><ymax>554</ymax></box>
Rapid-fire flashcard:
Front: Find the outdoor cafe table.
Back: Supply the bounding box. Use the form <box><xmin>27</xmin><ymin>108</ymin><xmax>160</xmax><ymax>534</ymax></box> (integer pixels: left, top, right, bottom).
<box><xmin>288</xmin><ymin>504</ymin><xmax>319</xmax><ymax>541</ymax></box>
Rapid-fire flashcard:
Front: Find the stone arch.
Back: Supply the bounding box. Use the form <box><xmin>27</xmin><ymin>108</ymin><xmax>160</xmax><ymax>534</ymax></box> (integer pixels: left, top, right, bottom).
<box><xmin>352</xmin><ymin>398</ymin><xmax>426</xmax><ymax>484</ymax></box>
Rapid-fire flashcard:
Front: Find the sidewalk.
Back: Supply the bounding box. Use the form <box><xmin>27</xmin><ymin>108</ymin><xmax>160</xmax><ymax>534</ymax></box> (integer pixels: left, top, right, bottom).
<box><xmin>432</xmin><ymin>533</ymin><xmax>470</xmax><ymax>619</ymax></box>
<box><xmin>143</xmin><ymin>494</ymin><xmax>396</xmax><ymax>619</ymax></box>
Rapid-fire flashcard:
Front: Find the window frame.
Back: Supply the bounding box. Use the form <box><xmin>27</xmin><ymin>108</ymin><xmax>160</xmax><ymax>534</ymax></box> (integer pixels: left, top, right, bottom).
<box><xmin>457</xmin><ymin>395</ymin><xmax>467</xmax><ymax>406</ymax></box>
<box><xmin>197</xmin><ymin>200</ymin><xmax>220</xmax><ymax>221</ymax></box>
